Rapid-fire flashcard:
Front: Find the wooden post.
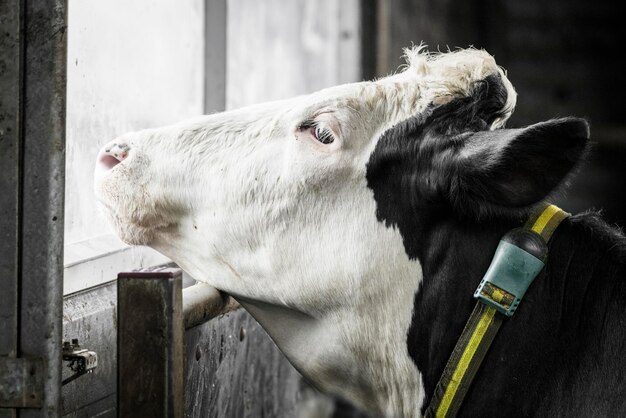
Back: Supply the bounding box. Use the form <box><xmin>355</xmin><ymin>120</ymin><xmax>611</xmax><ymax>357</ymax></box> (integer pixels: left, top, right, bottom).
<box><xmin>117</xmin><ymin>268</ymin><xmax>184</xmax><ymax>418</ymax></box>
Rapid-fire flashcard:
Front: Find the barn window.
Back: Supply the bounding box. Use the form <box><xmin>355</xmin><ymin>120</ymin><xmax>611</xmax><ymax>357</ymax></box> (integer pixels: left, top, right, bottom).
<box><xmin>63</xmin><ymin>0</ymin><xmax>206</xmax><ymax>294</ymax></box>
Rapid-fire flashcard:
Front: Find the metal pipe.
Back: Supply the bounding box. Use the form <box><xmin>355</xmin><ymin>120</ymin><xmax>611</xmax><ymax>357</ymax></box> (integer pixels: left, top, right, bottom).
<box><xmin>182</xmin><ymin>282</ymin><xmax>238</xmax><ymax>330</ymax></box>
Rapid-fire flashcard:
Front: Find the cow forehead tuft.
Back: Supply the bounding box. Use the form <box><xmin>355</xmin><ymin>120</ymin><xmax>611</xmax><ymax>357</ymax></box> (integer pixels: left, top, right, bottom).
<box><xmin>401</xmin><ymin>45</ymin><xmax>498</xmax><ymax>79</ymax></box>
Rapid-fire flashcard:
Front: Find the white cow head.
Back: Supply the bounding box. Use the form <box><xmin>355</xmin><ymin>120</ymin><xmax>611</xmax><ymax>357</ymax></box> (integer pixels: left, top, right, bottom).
<box><xmin>94</xmin><ymin>47</ymin><xmax>588</xmax><ymax>417</ymax></box>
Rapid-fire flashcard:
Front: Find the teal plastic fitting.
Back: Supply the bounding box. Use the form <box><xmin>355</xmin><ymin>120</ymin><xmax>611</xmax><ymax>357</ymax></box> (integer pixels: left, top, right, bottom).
<box><xmin>474</xmin><ymin>228</ymin><xmax>548</xmax><ymax>316</ymax></box>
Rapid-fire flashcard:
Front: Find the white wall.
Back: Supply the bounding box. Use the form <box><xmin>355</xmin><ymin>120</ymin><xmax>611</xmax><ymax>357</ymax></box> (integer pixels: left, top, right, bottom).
<box><xmin>226</xmin><ymin>0</ymin><xmax>360</xmax><ymax>109</ymax></box>
<box><xmin>65</xmin><ymin>0</ymin><xmax>205</xmax><ymax>246</ymax></box>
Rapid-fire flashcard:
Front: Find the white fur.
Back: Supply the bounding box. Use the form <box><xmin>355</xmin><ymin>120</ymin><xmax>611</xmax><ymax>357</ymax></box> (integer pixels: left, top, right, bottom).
<box><xmin>95</xmin><ymin>47</ymin><xmax>516</xmax><ymax>417</ymax></box>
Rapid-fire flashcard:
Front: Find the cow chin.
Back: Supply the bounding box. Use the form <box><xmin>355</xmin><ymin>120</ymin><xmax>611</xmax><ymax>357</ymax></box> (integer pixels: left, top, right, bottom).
<box><xmin>113</xmin><ymin>216</ymin><xmax>156</xmax><ymax>245</ymax></box>
<box><xmin>95</xmin><ymin>201</ymin><xmax>156</xmax><ymax>245</ymax></box>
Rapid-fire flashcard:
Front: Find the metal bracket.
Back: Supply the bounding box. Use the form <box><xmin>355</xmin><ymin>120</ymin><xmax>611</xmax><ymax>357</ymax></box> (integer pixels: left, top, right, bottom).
<box><xmin>0</xmin><ymin>357</ymin><xmax>44</xmax><ymax>408</ymax></box>
<box><xmin>62</xmin><ymin>339</ymin><xmax>98</xmax><ymax>386</ymax></box>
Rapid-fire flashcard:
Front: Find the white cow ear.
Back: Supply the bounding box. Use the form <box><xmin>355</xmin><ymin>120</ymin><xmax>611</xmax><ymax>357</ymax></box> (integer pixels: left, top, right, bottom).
<box><xmin>448</xmin><ymin>117</ymin><xmax>590</xmax><ymax>213</ymax></box>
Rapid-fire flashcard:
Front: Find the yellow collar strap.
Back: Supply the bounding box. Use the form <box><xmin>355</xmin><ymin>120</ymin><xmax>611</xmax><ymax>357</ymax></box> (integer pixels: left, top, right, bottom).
<box><xmin>525</xmin><ymin>204</ymin><xmax>571</xmax><ymax>242</ymax></box>
<box><xmin>424</xmin><ymin>203</ymin><xmax>570</xmax><ymax>418</ymax></box>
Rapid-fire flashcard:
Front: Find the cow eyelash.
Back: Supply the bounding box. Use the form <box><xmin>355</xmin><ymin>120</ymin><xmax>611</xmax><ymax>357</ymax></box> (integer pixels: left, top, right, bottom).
<box><xmin>314</xmin><ymin>126</ymin><xmax>334</xmax><ymax>144</ymax></box>
<box><xmin>298</xmin><ymin>120</ymin><xmax>335</xmax><ymax>144</ymax></box>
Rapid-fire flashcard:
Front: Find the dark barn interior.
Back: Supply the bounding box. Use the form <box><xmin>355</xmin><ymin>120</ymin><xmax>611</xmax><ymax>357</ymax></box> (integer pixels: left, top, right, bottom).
<box><xmin>367</xmin><ymin>0</ymin><xmax>626</xmax><ymax>229</ymax></box>
<box><xmin>1</xmin><ymin>1</ymin><xmax>624</xmax><ymax>418</ymax></box>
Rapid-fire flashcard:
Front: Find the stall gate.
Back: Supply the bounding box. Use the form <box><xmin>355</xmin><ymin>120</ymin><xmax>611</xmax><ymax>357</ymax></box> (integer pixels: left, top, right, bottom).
<box><xmin>0</xmin><ymin>1</ymin><xmax>67</xmax><ymax>417</ymax></box>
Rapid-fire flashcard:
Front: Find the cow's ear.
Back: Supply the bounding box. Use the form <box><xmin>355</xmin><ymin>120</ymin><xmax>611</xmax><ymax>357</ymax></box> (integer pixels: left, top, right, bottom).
<box><xmin>446</xmin><ymin>117</ymin><xmax>590</xmax><ymax>214</ymax></box>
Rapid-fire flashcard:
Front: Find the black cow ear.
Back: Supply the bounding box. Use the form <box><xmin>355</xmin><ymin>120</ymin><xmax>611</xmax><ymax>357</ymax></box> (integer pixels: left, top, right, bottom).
<box><xmin>447</xmin><ymin>117</ymin><xmax>590</xmax><ymax>213</ymax></box>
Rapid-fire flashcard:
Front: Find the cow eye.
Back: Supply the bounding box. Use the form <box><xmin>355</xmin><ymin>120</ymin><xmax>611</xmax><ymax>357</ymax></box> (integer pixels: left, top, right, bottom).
<box><xmin>313</xmin><ymin>125</ymin><xmax>334</xmax><ymax>144</ymax></box>
<box><xmin>297</xmin><ymin>119</ymin><xmax>335</xmax><ymax>145</ymax></box>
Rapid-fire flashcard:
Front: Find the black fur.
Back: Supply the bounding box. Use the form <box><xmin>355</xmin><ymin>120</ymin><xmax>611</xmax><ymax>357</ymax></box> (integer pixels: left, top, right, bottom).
<box><xmin>365</xmin><ymin>75</ymin><xmax>626</xmax><ymax>416</ymax></box>
<box><xmin>409</xmin><ymin>212</ymin><xmax>626</xmax><ymax>417</ymax></box>
<box><xmin>366</xmin><ymin>76</ymin><xmax>589</xmax><ymax>224</ymax></box>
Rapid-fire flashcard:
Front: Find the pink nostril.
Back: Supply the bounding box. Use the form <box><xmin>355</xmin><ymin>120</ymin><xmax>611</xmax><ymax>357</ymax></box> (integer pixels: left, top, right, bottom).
<box><xmin>99</xmin><ymin>153</ymin><xmax>122</xmax><ymax>170</ymax></box>
<box><xmin>97</xmin><ymin>142</ymin><xmax>130</xmax><ymax>171</ymax></box>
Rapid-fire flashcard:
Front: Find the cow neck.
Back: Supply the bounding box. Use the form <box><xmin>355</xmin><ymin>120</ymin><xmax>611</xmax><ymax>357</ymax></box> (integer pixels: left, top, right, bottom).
<box><xmin>423</xmin><ymin>204</ymin><xmax>570</xmax><ymax>418</ymax></box>
<box><xmin>405</xmin><ymin>211</ymin><xmax>522</xmax><ymax>410</ymax></box>
<box><xmin>384</xmin><ymin>205</ymin><xmax>626</xmax><ymax>417</ymax></box>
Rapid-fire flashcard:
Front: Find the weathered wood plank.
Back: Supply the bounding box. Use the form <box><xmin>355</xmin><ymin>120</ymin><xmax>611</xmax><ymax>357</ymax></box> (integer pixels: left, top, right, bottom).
<box><xmin>185</xmin><ymin>309</ymin><xmax>371</xmax><ymax>418</ymax></box>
